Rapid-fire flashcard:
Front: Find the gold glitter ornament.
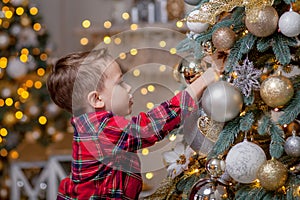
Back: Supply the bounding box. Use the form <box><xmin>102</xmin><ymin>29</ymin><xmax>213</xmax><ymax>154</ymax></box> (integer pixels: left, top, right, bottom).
<box><xmin>212</xmin><ymin>27</ymin><xmax>236</xmax><ymax>51</ymax></box>
<box><xmin>245</xmin><ymin>6</ymin><xmax>279</xmax><ymax>37</ymax></box>
<box><xmin>260</xmin><ymin>74</ymin><xmax>294</xmax><ymax>108</ymax></box>
<box><xmin>196</xmin><ymin>0</ymin><xmax>274</xmax><ymax>24</ymax></box>
<box><xmin>197</xmin><ymin>116</ymin><xmax>224</xmax><ymax>142</ymax></box>
<box><xmin>257</xmin><ymin>159</ymin><xmax>288</xmax><ymax>191</ymax></box>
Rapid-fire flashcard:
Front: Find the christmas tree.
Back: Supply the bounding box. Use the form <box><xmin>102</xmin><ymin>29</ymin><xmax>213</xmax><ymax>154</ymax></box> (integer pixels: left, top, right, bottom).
<box><xmin>146</xmin><ymin>0</ymin><xmax>300</xmax><ymax>199</ymax></box>
<box><xmin>0</xmin><ymin>0</ymin><xmax>70</xmax><ymax>197</ymax></box>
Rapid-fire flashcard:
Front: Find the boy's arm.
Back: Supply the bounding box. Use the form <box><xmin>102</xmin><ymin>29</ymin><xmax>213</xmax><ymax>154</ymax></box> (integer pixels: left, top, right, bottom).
<box><xmin>105</xmin><ymin>68</ymin><xmax>219</xmax><ymax>152</ymax></box>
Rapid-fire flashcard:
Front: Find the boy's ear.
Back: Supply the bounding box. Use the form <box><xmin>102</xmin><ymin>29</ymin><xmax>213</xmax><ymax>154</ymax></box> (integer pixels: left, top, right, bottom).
<box><xmin>87</xmin><ymin>91</ymin><xmax>105</xmax><ymax>108</ymax></box>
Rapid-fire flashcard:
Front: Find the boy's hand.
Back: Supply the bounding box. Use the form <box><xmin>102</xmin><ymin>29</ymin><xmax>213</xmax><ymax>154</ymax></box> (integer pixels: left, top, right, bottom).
<box><xmin>186</xmin><ymin>67</ymin><xmax>220</xmax><ymax>100</ymax></box>
<box><xmin>200</xmin><ymin>67</ymin><xmax>220</xmax><ymax>88</ymax></box>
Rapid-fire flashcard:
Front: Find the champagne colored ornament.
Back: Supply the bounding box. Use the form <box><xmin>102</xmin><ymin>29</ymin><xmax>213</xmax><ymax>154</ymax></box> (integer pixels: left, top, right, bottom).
<box><xmin>186</xmin><ymin>10</ymin><xmax>210</xmax><ymax>33</ymax></box>
<box><xmin>284</xmin><ymin>130</ymin><xmax>300</xmax><ymax>157</ymax></box>
<box><xmin>212</xmin><ymin>27</ymin><xmax>236</xmax><ymax>51</ymax></box>
<box><xmin>201</xmin><ymin>81</ymin><xmax>243</xmax><ymax>122</ymax></box>
<box><xmin>225</xmin><ymin>140</ymin><xmax>267</xmax><ymax>183</ymax></box>
<box><xmin>197</xmin><ymin>116</ymin><xmax>224</xmax><ymax>142</ymax></box>
<box><xmin>278</xmin><ymin>10</ymin><xmax>300</xmax><ymax>37</ymax></box>
<box><xmin>245</xmin><ymin>6</ymin><xmax>279</xmax><ymax>37</ymax></box>
<box><xmin>260</xmin><ymin>74</ymin><xmax>294</xmax><ymax>108</ymax></box>
<box><xmin>257</xmin><ymin>159</ymin><xmax>288</xmax><ymax>191</ymax></box>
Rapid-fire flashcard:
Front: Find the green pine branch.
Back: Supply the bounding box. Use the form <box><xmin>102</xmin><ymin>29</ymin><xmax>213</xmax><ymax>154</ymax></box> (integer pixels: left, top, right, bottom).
<box><xmin>269</xmin><ymin>120</ymin><xmax>285</xmax><ymax>158</ymax></box>
<box><xmin>278</xmin><ymin>90</ymin><xmax>300</xmax><ymax>125</ymax></box>
<box><xmin>225</xmin><ymin>33</ymin><xmax>257</xmax><ymax>73</ymax></box>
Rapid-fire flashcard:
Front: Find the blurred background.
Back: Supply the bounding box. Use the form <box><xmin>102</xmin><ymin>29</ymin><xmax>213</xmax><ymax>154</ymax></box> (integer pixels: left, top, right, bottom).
<box><xmin>0</xmin><ymin>0</ymin><xmax>195</xmax><ymax>199</ymax></box>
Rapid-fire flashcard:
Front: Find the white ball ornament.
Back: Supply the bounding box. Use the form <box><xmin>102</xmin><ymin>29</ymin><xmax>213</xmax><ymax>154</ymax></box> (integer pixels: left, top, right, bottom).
<box><xmin>186</xmin><ymin>10</ymin><xmax>210</xmax><ymax>33</ymax></box>
<box><xmin>6</xmin><ymin>57</ymin><xmax>28</xmax><ymax>79</ymax></box>
<box><xmin>201</xmin><ymin>81</ymin><xmax>243</xmax><ymax>122</ymax></box>
<box><xmin>278</xmin><ymin>10</ymin><xmax>300</xmax><ymax>37</ymax></box>
<box><xmin>225</xmin><ymin>140</ymin><xmax>267</xmax><ymax>183</ymax></box>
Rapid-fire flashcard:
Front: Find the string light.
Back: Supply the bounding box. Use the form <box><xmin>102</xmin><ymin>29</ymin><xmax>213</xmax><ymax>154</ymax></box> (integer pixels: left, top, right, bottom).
<box><xmin>130</xmin><ymin>48</ymin><xmax>138</xmax><ymax>56</ymax></box>
<box><xmin>82</xmin><ymin>19</ymin><xmax>91</xmax><ymax>28</ymax></box>
<box><xmin>176</xmin><ymin>20</ymin><xmax>184</xmax><ymax>28</ymax></box>
<box><xmin>5</xmin><ymin>98</ymin><xmax>13</xmax><ymax>106</ymax></box>
<box><xmin>169</xmin><ymin>48</ymin><xmax>177</xmax><ymax>54</ymax></box>
<box><xmin>130</xmin><ymin>24</ymin><xmax>138</xmax><ymax>31</ymax></box>
<box><xmin>119</xmin><ymin>52</ymin><xmax>126</xmax><ymax>60</ymax></box>
<box><xmin>16</xmin><ymin>7</ymin><xmax>24</xmax><ymax>16</ymax></box>
<box><xmin>33</xmin><ymin>23</ymin><xmax>41</xmax><ymax>31</ymax></box>
<box><xmin>122</xmin><ymin>12</ymin><xmax>130</xmax><ymax>20</ymax></box>
<box><xmin>133</xmin><ymin>69</ymin><xmax>140</xmax><ymax>77</ymax></box>
<box><xmin>0</xmin><ymin>128</ymin><xmax>8</xmax><ymax>137</ymax></box>
<box><xmin>0</xmin><ymin>57</ymin><xmax>8</xmax><ymax>69</ymax></box>
<box><xmin>0</xmin><ymin>149</ymin><xmax>8</xmax><ymax>157</ymax></box>
<box><xmin>159</xmin><ymin>65</ymin><xmax>166</xmax><ymax>72</ymax></box>
<box><xmin>103</xmin><ymin>36</ymin><xmax>111</xmax><ymax>44</ymax></box>
<box><xmin>38</xmin><ymin>116</ymin><xmax>47</xmax><ymax>125</ymax></box>
<box><xmin>37</xmin><ymin>68</ymin><xmax>45</xmax><ymax>76</ymax></box>
<box><xmin>80</xmin><ymin>37</ymin><xmax>89</xmax><ymax>46</ymax></box>
<box><xmin>34</xmin><ymin>81</ymin><xmax>42</xmax><ymax>89</ymax></box>
<box><xmin>29</xmin><ymin>7</ymin><xmax>38</xmax><ymax>16</ymax></box>
<box><xmin>114</xmin><ymin>37</ymin><xmax>121</xmax><ymax>45</ymax></box>
<box><xmin>142</xmin><ymin>148</ymin><xmax>149</xmax><ymax>156</ymax></box>
<box><xmin>140</xmin><ymin>88</ymin><xmax>148</xmax><ymax>95</ymax></box>
<box><xmin>103</xmin><ymin>20</ymin><xmax>112</xmax><ymax>29</ymax></box>
<box><xmin>146</xmin><ymin>102</ymin><xmax>154</xmax><ymax>109</ymax></box>
<box><xmin>145</xmin><ymin>172</ymin><xmax>154</xmax><ymax>180</ymax></box>
<box><xmin>9</xmin><ymin>150</ymin><xmax>19</xmax><ymax>160</ymax></box>
<box><xmin>147</xmin><ymin>85</ymin><xmax>155</xmax><ymax>92</ymax></box>
<box><xmin>159</xmin><ymin>41</ymin><xmax>166</xmax><ymax>48</ymax></box>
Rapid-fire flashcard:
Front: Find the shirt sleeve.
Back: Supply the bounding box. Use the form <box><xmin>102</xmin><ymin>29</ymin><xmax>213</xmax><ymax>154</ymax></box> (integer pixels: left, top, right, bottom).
<box><xmin>105</xmin><ymin>90</ymin><xmax>197</xmax><ymax>152</ymax></box>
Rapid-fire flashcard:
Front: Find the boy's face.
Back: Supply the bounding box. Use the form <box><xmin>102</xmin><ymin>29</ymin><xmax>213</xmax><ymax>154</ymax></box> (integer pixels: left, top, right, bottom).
<box><xmin>100</xmin><ymin>61</ymin><xmax>133</xmax><ymax>116</ymax></box>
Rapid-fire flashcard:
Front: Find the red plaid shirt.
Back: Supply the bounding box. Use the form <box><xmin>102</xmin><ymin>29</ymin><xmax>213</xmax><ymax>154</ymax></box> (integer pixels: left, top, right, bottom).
<box><xmin>57</xmin><ymin>91</ymin><xmax>196</xmax><ymax>200</ymax></box>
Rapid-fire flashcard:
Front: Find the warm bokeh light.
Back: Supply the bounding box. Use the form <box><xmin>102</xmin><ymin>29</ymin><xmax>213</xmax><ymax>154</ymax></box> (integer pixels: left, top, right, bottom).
<box><xmin>9</xmin><ymin>150</ymin><xmax>19</xmax><ymax>160</ymax></box>
<box><xmin>33</xmin><ymin>23</ymin><xmax>41</xmax><ymax>31</ymax></box>
<box><xmin>38</xmin><ymin>116</ymin><xmax>47</xmax><ymax>125</ymax></box>
<box><xmin>0</xmin><ymin>99</ymin><xmax>4</xmax><ymax>107</ymax></box>
<box><xmin>147</xmin><ymin>85</ymin><xmax>155</xmax><ymax>92</ymax></box>
<box><xmin>80</xmin><ymin>37</ymin><xmax>89</xmax><ymax>46</ymax></box>
<box><xmin>159</xmin><ymin>65</ymin><xmax>166</xmax><ymax>72</ymax></box>
<box><xmin>20</xmin><ymin>54</ymin><xmax>28</xmax><ymax>62</ymax></box>
<box><xmin>34</xmin><ymin>81</ymin><xmax>42</xmax><ymax>89</ymax></box>
<box><xmin>0</xmin><ymin>128</ymin><xmax>8</xmax><ymax>137</ymax></box>
<box><xmin>145</xmin><ymin>173</ymin><xmax>154</xmax><ymax>180</ymax></box>
<box><xmin>119</xmin><ymin>52</ymin><xmax>126</xmax><ymax>60</ymax></box>
<box><xmin>176</xmin><ymin>20</ymin><xmax>184</xmax><ymax>28</ymax></box>
<box><xmin>169</xmin><ymin>134</ymin><xmax>177</xmax><ymax>141</ymax></box>
<box><xmin>21</xmin><ymin>91</ymin><xmax>29</xmax><ymax>99</ymax></box>
<box><xmin>130</xmin><ymin>48</ymin><xmax>138</xmax><ymax>56</ymax></box>
<box><xmin>142</xmin><ymin>148</ymin><xmax>149</xmax><ymax>156</ymax></box>
<box><xmin>140</xmin><ymin>88</ymin><xmax>148</xmax><ymax>95</ymax></box>
<box><xmin>114</xmin><ymin>37</ymin><xmax>122</xmax><ymax>45</ymax></box>
<box><xmin>133</xmin><ymin>69</ymin><xmax>140</xmax><ymax>77</ymax></box>
<box><xmin>0</xmin><ymin>57</ymin><xmax>8</xmax><ymax>69</ymax></box>
<box><xmin>40</xmin><ymin>53</ymin><xmax>48</xmax><ymax>61</ymax></box>
<box><xmin>16</xmin><ymin>7</ymin><xmax>24</xmax><ymax>15</ymax></box>
<box><xmin>82</xmin><ymin>19</ymin><xmax>91</xmax><ymax>28</ymax></box>
<box><xmin>170</xmin><ymin>48</ymin><xmax>177</xmax><ymax>54</ymax></box>
<box><xmin>130</xmin><ymin>24</ymin><xmax>138</xmax><ymax>31</ymax></box>
<box><xmin>122</xmin><ymin>12</ymin><xmax>130</xmax><ymax>20</ymax></box>
<box><xmin>5</xmin><ymin>98</ymin><xmax>13</xmax><ymax>106</ymax></box>
<box><xmin>37</xmin><ymin>68</ymin><xmax>45</xmax><ymax>76</ymax></box>
<box><xmin>103</xmin><ymin>36</ymin><xmax>111</xmax><ymax>44</ymax></box>
<box><xmin>103</xmin><ymin>20</ymin><xmax>112</xmax><ymax>29</ymax></box>
<box><xmin>5</xmin><ymin>11</ymin><xmax>13</xmax><ymax>19</ymax></box>
<box><xmin>146</xmin><ymin>102</ymin><xmax>154</xmax><ymax>110</ymax></box>
<box><xmin>15</xmin><ymin>111</ymin><xmax>23</xmax><ymax>120</ymax></box>
<box><xmin>0</xmin><ymin>149</ymin><xmax>8</xmax><ymax>157</ymax></box>
<box><xmin>25</xmin><ymin>80</ymin><xmax>34</xmax><ymax>88</ymax></box>
<box><xmin>159</xmin><ymin>41</ymin><xmax>166</xmax><ymax>47</ymax></box>
<box><xmin>29</xmin><ymin>7</ymin><xmax>38</xmax><ymax>15</ymax></box>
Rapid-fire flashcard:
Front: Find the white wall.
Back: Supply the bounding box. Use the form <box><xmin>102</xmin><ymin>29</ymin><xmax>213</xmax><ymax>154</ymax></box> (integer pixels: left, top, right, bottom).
<box><xmin>36</xmin><ymin>0</ymin><xmax>116</xmax><ymax>56</ymax></box>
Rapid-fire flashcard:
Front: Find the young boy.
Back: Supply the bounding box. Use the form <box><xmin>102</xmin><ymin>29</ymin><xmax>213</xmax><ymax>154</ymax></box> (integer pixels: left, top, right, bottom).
<box><xmin>47</xmin><ymin>48</ymin><xmax>219</xmax><ymax>199</ymax></box>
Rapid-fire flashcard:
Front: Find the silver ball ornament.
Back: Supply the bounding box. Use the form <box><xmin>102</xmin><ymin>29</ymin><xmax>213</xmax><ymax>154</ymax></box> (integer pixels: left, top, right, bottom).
<box><xmin>206</xmin><ymin>158</ymin><xmax>226</xmax><ymax>178</ymax></box>
<box><xmin>201</xmin><ymin>81</ymin><xmax>243</xmax><ymax>122</ymax></box>
<box><xmin>187</xmin><ymin>10</ymin><xmax>209</xmax><ymax>33</ymax></box>
<box><xmin>279</xmin><ymin>11</ymin><xmax>300</xmax><ymax>37</ymax></box>
<box><xmin>245</xmin><ymin>6</ymin><xmax>279</xmax><ymax>37</ymax></box>
<box><xmin>284</xmin><ymin>134</ymin><xmax>300</xmax><ymax>157</ymax></box>
<box><xmin>184</xmin><ymin>0</ymin><xmax>201</xmax><ymax>6</ymax></box>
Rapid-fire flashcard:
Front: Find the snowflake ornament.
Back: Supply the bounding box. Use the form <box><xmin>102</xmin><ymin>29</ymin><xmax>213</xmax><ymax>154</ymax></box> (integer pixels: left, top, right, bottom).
<box><xmin>162</xmin><ymin>142</ymin><xmax>195</xmax><ymax>179</ymax></box>
<box><xmin>233</xmin><ymin>57</ymin><xmax>262</xmax><ymax>97</ymax></box>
